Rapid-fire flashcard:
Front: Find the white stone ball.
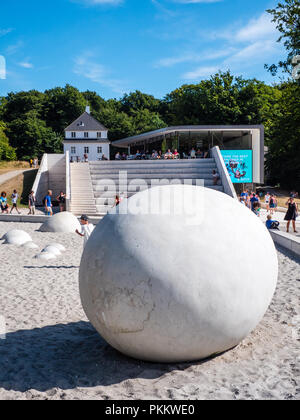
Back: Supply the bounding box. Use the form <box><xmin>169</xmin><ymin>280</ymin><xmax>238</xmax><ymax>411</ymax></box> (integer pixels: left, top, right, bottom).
<box><xmin>47</xmin><ymin>243</ymin><xmax>66</xmax><ymax>252</ymax></box>
<box><xmin>40</xmin><ymin>212</ymin><xmax>81</xmax><ymax>233</ymax></box>
<box><xmin>2</xmin><ymin>230</ymin><xmax>32</xmax><ymax>246</ymax></box>
<box><xmin>42</xmin><ymin>245</ymin><xmax>61</xmax><ymax>256</ymax></box>
<box><xmin>79</xmin><ymin>185</ymin><xmax>278</xmax><ymax>363</ymax></box>
<box><xmin>35</xmin><ymin>252</ymin><xmax>56</xmax><ymax>261</ymax></box>
<box><xmin>22</xmin><ymin>241</ymin><xmax>39</xmax><ymax>250</ymax></box>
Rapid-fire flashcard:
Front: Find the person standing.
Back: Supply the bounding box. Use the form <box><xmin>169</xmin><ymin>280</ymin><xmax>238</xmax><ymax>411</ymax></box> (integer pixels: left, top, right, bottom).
<box><xmin>10</xmin><ymin>190</ymin><xmax>21</xmax><ymax>214</ymax></box>
<box><xmin>250</xmin><ymin>192</ymin><xmax>259</xmax><ymax>213</ymax></box>
<box><xmin>56</xmin><ymin>191</ymin><xmax>66</xmax><ymax>212</ymax></box>
<box><xmin>0</xmin><ymin>192</ymin><xmax>9</xmax><ymax>214</ymax></box>
<box><xmin>284</xmin><ymin>197</ymin><xmax>298</xmax><ymax>233</ymax></box>
<box><xmin>44</xmin><ymin>190</ymin><xmax>53</xmax><ymax>216</ymax></box>
<box><xmin>30</xmin><ymin>158</ymin><xmax>33</xmax><ymax>168</ymax></box>
<box><xmin>33</xmin><ymin>158</ymin><xmax>38</xmax><ymax>169</ymax></box>
<box><xmin>265</xmin><ymin>192</ymin><xmax>271</xmax><ymax>213</ymax></box>
<box><xmin>28</xmin><ymin>191</ymin><xmax>36</xmax><ymax>215</ymax></box>
<box><xmin>76</xmin><ymin>215</ymin><xmax>95</xmax><ymax>247</ymax></box>
<box><xmin>269</xmin><ymin>194</ymin><xmax>276</xmax><ymax>216</ymax></box>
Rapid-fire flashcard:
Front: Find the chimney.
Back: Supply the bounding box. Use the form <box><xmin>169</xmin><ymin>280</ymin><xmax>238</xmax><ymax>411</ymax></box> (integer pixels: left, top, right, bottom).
<box><xmin>86</xmin><ymin>106</ymin><xmax>90</xmax><ymax>114</ymax></box>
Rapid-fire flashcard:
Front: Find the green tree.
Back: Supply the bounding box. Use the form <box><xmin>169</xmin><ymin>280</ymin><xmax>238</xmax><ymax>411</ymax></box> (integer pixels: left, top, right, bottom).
<box><xmin>266</xmin><ymin>0</ymin><xmax>300</xmax><ymax>75</ymax></box>
<box><xmin>266</xmin><ymin>81</ymin><xmax>300</xmax><ymax>190</ymax></box>
<box><xmin>42</xmin><ymin>84</ymin><xmax>86</xmax><ymax>133</ymax></box>
<box><xmin>120</xmin><ymin>90</ymin><xmax>161</xmax><ymax>115</ymax></box>
<box><xmin>8</xmin><ymin>111</ymin><xmax>63</xmax><ymax>159</ymax></box>
<box><xmin>0</xmin><ymin>122</ymin><xmax>16</xmax><ymax>161</ymax></box>
<box><xmin>131</xmin><ymin>109</ymin><xmax>166</xmax><ymax>135</ymax></box>
<box><xmin>1</xmin><ymin>90</ymin><xmax>44</xmax><ymax>122</ymax></box>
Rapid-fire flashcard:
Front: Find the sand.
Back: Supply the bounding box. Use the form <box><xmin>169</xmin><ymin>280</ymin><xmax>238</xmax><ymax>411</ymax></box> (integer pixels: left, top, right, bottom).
<box><xmin>0</xmin><ymin>221</ymin><xmax>299</xmax><ymax>400</ymax></box>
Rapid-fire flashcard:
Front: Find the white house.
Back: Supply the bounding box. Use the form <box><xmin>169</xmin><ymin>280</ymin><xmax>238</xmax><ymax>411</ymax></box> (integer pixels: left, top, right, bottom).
<box><xmin>64</xmin><ymin>107</ymin><xmax>110</xmax><ymax>161</ymax></box>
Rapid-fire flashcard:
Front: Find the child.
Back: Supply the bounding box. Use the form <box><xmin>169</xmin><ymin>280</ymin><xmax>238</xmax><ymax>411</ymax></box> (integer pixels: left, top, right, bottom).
<box><xmin>10</xmin><ymin>190</ymin><xmax>21</xmax><ymax>214</ymax></box>
<box><xmin>76</xmin><ymin>215</ymin><xmax>95</xmax><ymax>247</ymax></box>
<box><xmin>266</xmin><ymin>215</ymin><xmax>280</xmax><ymax>230</ymax></box>
<box><xmin>28</xmin><ymin>191</ymin><xmax>36</xmax><ymax>215</ymax></box>
<box><xmin>0</xmin><ymin>192</ymin><xmax>9</xmax><ymax>214</ymax></box>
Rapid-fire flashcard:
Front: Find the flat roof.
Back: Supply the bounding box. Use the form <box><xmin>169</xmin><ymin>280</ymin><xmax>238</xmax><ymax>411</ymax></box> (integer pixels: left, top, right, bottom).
<box><xmin>113</xmin><ymin>125</ymin><xmax>264</xmax><ymax>148</ymax></box>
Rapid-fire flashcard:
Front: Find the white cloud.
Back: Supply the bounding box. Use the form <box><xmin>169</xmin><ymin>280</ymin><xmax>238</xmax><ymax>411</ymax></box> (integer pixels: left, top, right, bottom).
<box><xmin>183</xmin><ymin>65</ymin><xmax>219</xmax><ymax>79</ymax></box>
<box><xmin>18</xmin><ymin>61</ymin><xmax>34</xmax><ymax>69</ymax></box>
<box><xmin>73</xmin><ymin>53</ymin><xmax>127</xmax><ymax>94</ymax></box>
<box><xmin>235</xmin><ymin>13</ymin><xmax>277</xmax><ymax>42</ymax></box>
<box><xmin>155</xmin><ymin>48</ymin><xmax>235</xmax><ymax>68</ymax></box>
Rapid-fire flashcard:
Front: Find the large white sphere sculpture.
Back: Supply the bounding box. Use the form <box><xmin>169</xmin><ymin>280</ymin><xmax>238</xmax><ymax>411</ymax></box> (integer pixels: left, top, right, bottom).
<box><xmin>79</xmin><ymin>185</ymin><xmax>278</xmax><ymax>363</ymax></box>
<box><xmin>40</xmin><ymin>211</ymin><xmax>80</xmax><ymax>233</ymax></box>
<box><xmin>2</xmin><ymin>230</ymin><xmax>32</xmax><ymax>246</ymax></box>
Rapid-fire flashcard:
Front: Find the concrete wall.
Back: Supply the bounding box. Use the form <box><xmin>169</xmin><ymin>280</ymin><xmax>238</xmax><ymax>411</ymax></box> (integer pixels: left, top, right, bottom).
<box><xmin>48</xmin><ymin>154</ymin><xmax>66</xmax><ymax>199</ymax></box>
<box><xmin>32</xmin><ymin>154</ymin><xmax>49</xmax><ymax>205</ymax></box>
<box><xmin>269</xmin><ymin>230</ymin><xmax>300</xmax><ymax>258</ymax></box>
<box><xmin>211</xmin><ymin>146</ymin><xmax>237</xmax><ymax>199</ymax></box>
<box><xmin>32</xmin><ymin>154</ymin><xmax>66</xmax><ymax>205</ymax></box>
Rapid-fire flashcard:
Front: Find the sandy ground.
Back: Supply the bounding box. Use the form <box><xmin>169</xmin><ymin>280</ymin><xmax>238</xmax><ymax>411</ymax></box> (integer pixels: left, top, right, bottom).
<box><xmin>0</xmin><ymin>222</ymin><xmax>299</xmax><ymax>401</ymax></box>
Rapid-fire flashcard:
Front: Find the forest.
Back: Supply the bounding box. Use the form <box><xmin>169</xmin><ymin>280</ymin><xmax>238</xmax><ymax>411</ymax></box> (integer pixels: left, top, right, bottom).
<box><xmin>0</xmin><ymin>0</ymin><xmax>299</xmax><ymax>190</ymax></box>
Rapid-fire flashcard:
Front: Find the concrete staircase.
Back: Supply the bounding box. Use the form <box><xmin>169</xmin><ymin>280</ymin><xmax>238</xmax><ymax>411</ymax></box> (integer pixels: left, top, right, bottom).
<box><xmin>70</xmin><ymin>163</ymin><xmax>97</xmax><ymax>216</ymax></box>
<box><xmin>89</xmin><ymin>159</ymin><xmax>224</xmax><ymax>216</ymax></box>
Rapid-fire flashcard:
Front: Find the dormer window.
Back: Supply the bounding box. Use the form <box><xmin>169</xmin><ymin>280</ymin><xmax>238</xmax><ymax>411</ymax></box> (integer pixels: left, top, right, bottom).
<box><xmin>77</xmin><ymin>121</ymin><xmax>85</xmax><ymax>127</ymax></box>
<box><xmin>84</xmin><ymin>132</ymin><xmax>89</xmax><ymax>138</ymax></box>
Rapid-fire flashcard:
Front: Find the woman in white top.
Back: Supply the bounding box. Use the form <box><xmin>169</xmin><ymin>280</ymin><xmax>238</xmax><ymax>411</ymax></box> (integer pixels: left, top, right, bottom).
<box><xmin>265</xmin><ymin>192</ymin><xmax>271</xmax><ymax>213</ymax></box>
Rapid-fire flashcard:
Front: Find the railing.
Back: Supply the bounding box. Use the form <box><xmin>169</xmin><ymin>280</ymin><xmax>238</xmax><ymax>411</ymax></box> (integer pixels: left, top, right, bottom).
<box><xmin>31</xmin><ymin>153</ymin><xmax>49</xmax><ymax>205</ymax></box>
<box><xmin>65</xmin><ymin>151</ymin><xmax>71</xmax><ymax>211</ymax></box>
<box><xmin>211</xmin><ymin>146</ymin><xmax>237</xmax><ymax>199</ymax></box>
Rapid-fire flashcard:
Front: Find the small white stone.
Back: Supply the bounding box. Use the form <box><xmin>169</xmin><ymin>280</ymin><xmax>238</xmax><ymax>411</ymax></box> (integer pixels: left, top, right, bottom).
<box><xmin>42</xmin><ymin>245</ymin><xmax>61</xmax><ymax>256</ymax></box>
<box><xmin>2</xmin><ymin>230</ymin><xmax>32</xmax><ymax>246</ymax></box>
<box><xmin>35</xmin><ymin>252</ymin><xmax>56</xmax><ymax>261</ymax></box>
<box><xmin>47</xmin><ymin>243</ymin><xmax>66</xmax><ymax>252</ymax></box>
<box><xmin>79</xmin><ymin>185</ymin><xmax>278</xmax><ymax>363</ymax></box>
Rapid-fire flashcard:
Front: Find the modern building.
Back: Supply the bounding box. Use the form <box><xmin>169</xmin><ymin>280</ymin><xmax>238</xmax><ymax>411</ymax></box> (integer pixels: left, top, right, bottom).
<box><xmin>64</xmin><ymin>107</ymin><xmax>111</xmax><ymax>161</ymax></box>
<box><xmin>113</xmin><ymin>125</ymin><xmax>264</xmax><ymax>185</ymax></box>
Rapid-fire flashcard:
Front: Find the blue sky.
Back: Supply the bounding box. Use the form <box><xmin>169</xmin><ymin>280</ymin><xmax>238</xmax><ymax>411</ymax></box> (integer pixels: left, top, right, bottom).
<box><xmin>0</xmin><ymin>0</ymin><xmax>285</xmax><ymax>99</ymax></box>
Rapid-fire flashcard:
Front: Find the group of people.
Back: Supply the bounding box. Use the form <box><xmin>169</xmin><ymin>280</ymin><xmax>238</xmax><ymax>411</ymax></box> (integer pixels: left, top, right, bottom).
<box><xmin>240</xmin><ymin>189</ymin><xmax>299</xmax><ymax>233</ymax></box>
<box><xmin>0</xmin><ymin>189</ymin><xmax>67</xmax><ymax>216</ymax></box>
<box><xmin>0</xmin><ymin>190</ymin><xmax>22</xmax><ymax>214</ymax></box>
<box><xmin>42</xmin><ymin>190</ymin><xmax>66</xmax><ymax>216</ymax></box>
<box><xmin>114</xmin><ymin>148</ymin><xmax>209</xmax><ymax>161</ymax></box>
<box><xmin>29</xmin><ymin>158</ymin><xmax>38</xmax><ymax>169</ymax></box>
<box><xmin>70</xmin><ymin>154</ymin><xmax>109</xmax><ymax>163</ymax></box>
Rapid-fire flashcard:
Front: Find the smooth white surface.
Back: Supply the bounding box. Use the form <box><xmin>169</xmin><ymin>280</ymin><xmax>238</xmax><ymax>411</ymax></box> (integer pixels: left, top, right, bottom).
<box><xmin>2</xmin><ymin>230</ymin><xmax>32</xmax><ymax>246</ymax></box>
<box><xmin>35</xmin><ymin>252</ymin><xmax>56</xmax><ymax>261</ymax></box>
<box><xmin>79</xmin><ymin>185</ymin><xmax>278</xmax><ymax>363</ymax></box>
<box><xmin>40</xmin><ymin>211</ymin><xmax>81</xmax><ymax>233</ymax></box>
<box><xmin>22</xmin><ymin>241</ymin><xmax>39</xmax><ymax>249</ymax></box>
<box><xmin>42</xmin><ymin>245</ymin><xmax>61</xmax><ymax>256</ymax></box>
<box><xmin>47</xmin><ymin>243</ymin><xmax>66</xmax><ymax>252</ymax></box>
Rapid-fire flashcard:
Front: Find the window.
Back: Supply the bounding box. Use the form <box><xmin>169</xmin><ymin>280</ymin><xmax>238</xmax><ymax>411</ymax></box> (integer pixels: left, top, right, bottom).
<box><xmin>84</xmin><ymin>147</ymin><xmax>89</xmax><ymax>154</ymax></box>
<box><xmin>71</xmin><ymin>147</ymin><xmax>76</xmax><ymax>154</ymax></box>
<box><xmin>97</xmin><ymin>132</ymin><xmax>102</xmax><ymax>138</ymax></box>
<box><xmin>84</xmin><ymin>132</ymin><xmax>89</xmax><ymax>138</ymax></box>
<box><xmin>71</xmin><ymin>132</ymin><xmax>76</xmax><ymax>138</ymax></box>
<box><xmin>97</xmin><ymin>147</ymin><xmax>102</xmax><ymax>154</ymax></box>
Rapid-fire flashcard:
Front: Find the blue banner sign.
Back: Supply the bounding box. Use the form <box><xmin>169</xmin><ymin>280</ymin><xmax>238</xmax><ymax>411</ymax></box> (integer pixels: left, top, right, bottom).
<box><xmin>221</xmin><ymin>150</ymin><xmax>253</xmax><ymax>183</ymax></box>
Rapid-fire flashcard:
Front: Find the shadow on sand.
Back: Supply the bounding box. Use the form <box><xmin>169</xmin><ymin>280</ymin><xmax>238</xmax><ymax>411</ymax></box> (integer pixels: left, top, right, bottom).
<box><xmin>0</xmin><ymin>321</ymin><xmax>212</xmax><ymax>393</ymax></box>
